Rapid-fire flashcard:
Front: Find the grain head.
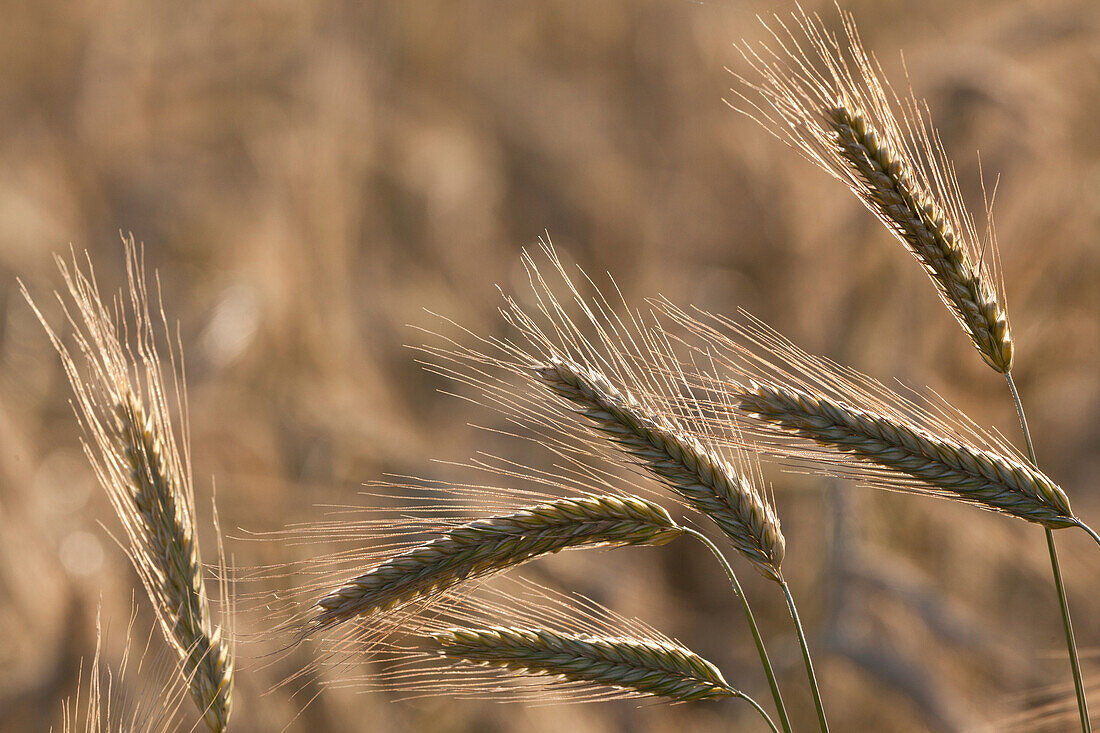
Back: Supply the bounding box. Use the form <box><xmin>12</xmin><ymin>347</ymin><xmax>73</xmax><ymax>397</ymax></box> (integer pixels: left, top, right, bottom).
<box><xmin>23</xmin><ymin>241</ymin><xmax>234</xmax><ymax>732</ymax></box>
<box><xmin>431</xmin><ymin>626</ymin><xmax>736</xmax><ymax>702</ymax></box>
<box><xmin>310</xmin><ymin>494</ymin><xmax>683</xmax><ymax>630</ymax></box>
<box><xmin>733</xmin><ymin>6</ymin><xmax>1012</xmax><ymax>372</ymax></box>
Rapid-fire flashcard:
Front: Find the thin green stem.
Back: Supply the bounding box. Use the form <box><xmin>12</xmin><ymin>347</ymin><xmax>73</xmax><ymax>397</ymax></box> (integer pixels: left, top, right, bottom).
<box><xmin>1006</xmin><ymin>371</ymin><xmax>1090</xmax><ymax>733</ymax></box>
<box><xmin>1045</xmin><ymin>527</ymin><xmax>1089</xmax><ymax>732</ymax></box>
<box><xmin>734</xmin><ymin>691</ymin><xmax>781</xmax><ymax>733</ymax></box>
<box><xmin>1075</xmin><ymin>520</ymin><xmax>1100</xmax><ymax>550</ymax></box>
<box><xmin>779</xmin><ymin>579</ymin><xmax>829</xmax><ymax>733</ymax></box>
<box><xmin>684</xmin><ymin>527</ymin><xmax>792</xmax><ymax>733</ymax></box>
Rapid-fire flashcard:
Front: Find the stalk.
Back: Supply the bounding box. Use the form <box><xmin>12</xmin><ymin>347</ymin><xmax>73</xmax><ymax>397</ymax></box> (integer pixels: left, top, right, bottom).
<box><xmin>737</xmin><ymin>694</ymin><xmax>781</xmax><ymax>733</ymax></box>
<box><xmin>1006</xmin><ymin>371</ymin><xmax>1090</xmax><ymax>733</ymax></box>
<box><xmin>684</xmin><ymin>527</ymin><xmax>792</xmax><ymax>733</ymax></box>
<box><xmin>779</xmin><ymin>579</ymin><xmax>829</xmax><ymax>733</ymax></box>
<box><xmin>1076</xmin><ymin>520</ymin><xmax>1100</xmax><ymax>550</ymax></box>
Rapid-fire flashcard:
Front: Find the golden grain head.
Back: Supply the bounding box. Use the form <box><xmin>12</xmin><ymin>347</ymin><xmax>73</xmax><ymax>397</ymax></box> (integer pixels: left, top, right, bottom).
<box><xmin>310</xmin><ymin>494</ymin><xmax>684</xmax><ymax>630</ymax></box>
<box><xmin>23</xmin><ymin>240</ymin><xmax>234</xmax><ymax>732</ymax></box>
<box><xmin>733</xmin><ymin>7</ymin><xmax>1012</xmax><ymax>373</ymax></box>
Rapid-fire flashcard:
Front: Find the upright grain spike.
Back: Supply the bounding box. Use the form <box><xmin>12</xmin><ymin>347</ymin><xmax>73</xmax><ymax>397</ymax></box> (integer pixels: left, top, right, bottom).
<box><xmin>22</xmin><ymin>241</ymin><xmax>233</xmax><ymax>732</ymax></box>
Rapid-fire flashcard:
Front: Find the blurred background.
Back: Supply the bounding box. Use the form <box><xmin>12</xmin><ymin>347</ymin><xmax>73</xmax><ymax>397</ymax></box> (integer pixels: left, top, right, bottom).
<box><xmin>1</xmin><ymin>0</ymin><xmax>1099</xmax><ymax>730</ymax></box>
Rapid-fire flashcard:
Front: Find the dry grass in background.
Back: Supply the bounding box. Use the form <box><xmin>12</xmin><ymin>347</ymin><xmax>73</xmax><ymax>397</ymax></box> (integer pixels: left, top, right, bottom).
<box><xmin>2</xmin><ymin>1</ymin><xmax>1099</xmax><ymax>731</ymax></box>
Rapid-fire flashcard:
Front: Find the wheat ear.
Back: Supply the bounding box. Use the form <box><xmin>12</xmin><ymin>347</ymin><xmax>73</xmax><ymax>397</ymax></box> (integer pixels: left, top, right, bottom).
<box><xmin>114</xmin><ymin>395</ymin><xmax>234</xmax><ymax>730</ymax></box>
<box><xmin>431</xmin><ymin>626</ymin><xmax>741</xmax><ymax>703</ymax></box>
<box><xmin>734</xmin><ymin>7</ymin><xmax>1012</xmax><ymax>372</ymax></box>
<box><xmin>535</xmin><ymin>357</ymin><xmax>785</xmax><ymax>581</ymax></box>
<box><xmin>737</xmin><ymin>381</ymin><xmax>1074</xmax><ymax>528</ymax></box>
<box><xmin>312</xmin><ymin>494</ymin><xmax>683</xmax><ymax>630</ymax></box>
<box><xmin>22</xmin><ymin>243</ymin><xmax>233</xmax><ymax>732</ymax></box>
<box><xmin>824</xmin><ymin>105</ymin><xmax>1012</xmax><ymax>372</ymax></box>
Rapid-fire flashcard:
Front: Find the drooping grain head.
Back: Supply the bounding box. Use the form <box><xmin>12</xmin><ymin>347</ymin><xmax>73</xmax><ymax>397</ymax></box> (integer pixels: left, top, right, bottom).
<box><xmin>735</xmin><ymin>380</ymin><xmax>1073</xmax><ymax>528</ymax></box>
<box><xmin>311</xmin><ymin>494</ymin><xmax>684</xmax><ymax>630</ymax></box>
<box><xmin>431</xmin><ymin>626</ymin><xmax>737</xmax><ymax>702</ymax></box>
<box><xmin>734</xmin><ymin>7</ymin><xmax>1013</xmax><ymax>373</ymax></box>
<box><xmin>408</xmin><ymin>243</ymin><xmax>787</xmax><ymax>580</ymax></box>
<box><xmin>329</xmin><ymin>575</ymin><xmax>745</xmax><ymax>706</ymax></box>
<box><xmin>535</xmin><ymin>357</ymin><xmax>785</xmax><ymax>581</ymax></box>
<box><xmin>22</xmin><ymin>241</ymin><xmax>233</xmax><ymax>732</ymax></box>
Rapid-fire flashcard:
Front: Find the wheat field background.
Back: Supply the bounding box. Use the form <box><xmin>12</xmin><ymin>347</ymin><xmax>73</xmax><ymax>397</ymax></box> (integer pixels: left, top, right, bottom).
<box><xmin>1</xmin><ymin>0</ymin><xmax>1099</xmax><ymax>731</ymax></box>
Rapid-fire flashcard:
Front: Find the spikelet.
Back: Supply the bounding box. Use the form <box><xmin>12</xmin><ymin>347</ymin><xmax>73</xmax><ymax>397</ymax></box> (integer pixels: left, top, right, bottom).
<box><xmin>414</xmin><ymin>241</ymin><xmax>785</xmax><ymax>579</ymax></box>
<box><xmin>651</xmin><ymin>301</ymin><xmax>1077</xmax><ymax>529</ymax></box>
<box><xmin>733</xmin><ymin>6</ymin><xmax>1012</xmax><ymax>372</ymax></box>
<box><xmin>431</xmin><ymin>626</ymin><xmax>736</xmax><ymax>702</ymax></box>
<box><xmin>23</xmin><ymin>241</ymin><xmax>233</xmax><ymax>732</ymax></box>
<box><xmin>311</xmin><ymin>494</ymin><xmax>683</xmax><ymax>630</ymax></box>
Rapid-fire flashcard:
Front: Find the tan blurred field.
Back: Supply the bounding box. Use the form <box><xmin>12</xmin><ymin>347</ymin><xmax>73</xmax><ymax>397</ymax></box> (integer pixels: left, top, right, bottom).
<box><xmin>2</xmin><ymin>0</ymin><xmax>1099</xmax><ymax>730</ymax></box>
